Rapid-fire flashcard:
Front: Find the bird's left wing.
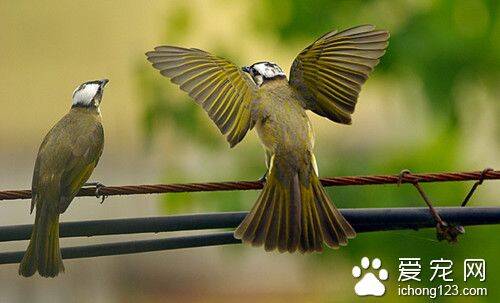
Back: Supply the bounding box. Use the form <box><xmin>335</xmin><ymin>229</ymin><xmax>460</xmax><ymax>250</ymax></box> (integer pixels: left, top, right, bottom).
<box><xmin>289</xmin><ymin>25</ymin><xmax>389</xmax><ymax>124</ymax></box>
<box><xmin>146</xmin><ymin>46</ymin><xmax>259</xmax><ymax>147</ymax></box>
<box><xmin>30</xmin><ymin>133</ymin><xmax>51</xmax><ymax>213</ymax></box>
<box><xmin>58</xmin><ymin>123</ymin><xmax>104</xmax><ymax>213</ymax></box>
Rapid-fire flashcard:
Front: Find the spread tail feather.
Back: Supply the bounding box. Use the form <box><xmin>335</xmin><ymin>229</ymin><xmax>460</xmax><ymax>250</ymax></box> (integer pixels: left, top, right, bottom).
<box><xmin>19</xmin><ymin>206</ymin><xmax>64</xmax><ymax>277</ymax></box>
<box><xmin>234</xmin><ymin>158</ymin><xmax>356</xmax><ymax>253</ymax></box>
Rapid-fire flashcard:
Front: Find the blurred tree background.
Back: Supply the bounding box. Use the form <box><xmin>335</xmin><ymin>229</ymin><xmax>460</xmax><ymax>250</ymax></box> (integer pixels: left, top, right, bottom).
<box><xmin>0</xmin><ymin>0</ymin><xmax>497</xmax><ymax>302</ymax></box>
<box><xmin>137</xmin><ymin>0</ymin><xmax>499</xmax><ymax>301</ymax></box>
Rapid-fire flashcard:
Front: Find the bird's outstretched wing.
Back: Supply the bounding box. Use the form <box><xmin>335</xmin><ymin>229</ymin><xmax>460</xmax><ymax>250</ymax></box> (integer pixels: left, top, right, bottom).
<box><xmin>146</xmin><ymin>46</ymin><xmax>259</xmax><ymax>147</ymax></box>
<box><xmin>289</xmin><ymin>25</ymin><xmax>389</xmax><ymax>124</ymax></box>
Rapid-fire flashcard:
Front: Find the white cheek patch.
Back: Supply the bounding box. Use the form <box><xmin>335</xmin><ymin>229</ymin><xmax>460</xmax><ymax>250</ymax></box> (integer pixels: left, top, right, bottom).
<box><xmin>253</xmin><ymin>62</ymin><xmax>285</xmax><ymax>79</ymax></box>
<box><xmin>72</xmin><ymin>84</ymin><xmax>99</xmax><ymax>106</ymax></box>
<box><xmin>254</xmin><ymin>75</ymin><xmax>264</xmax><ymax>86</ymax></box>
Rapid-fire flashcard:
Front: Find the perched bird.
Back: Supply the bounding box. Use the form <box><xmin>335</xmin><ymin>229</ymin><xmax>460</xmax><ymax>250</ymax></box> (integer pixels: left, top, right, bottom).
<box><xmin>146</xmin><ymin>25</ymin><xmax>389</xmax><ymax>253</ymax></box>
<box><xmin>19</xmin><ymin>79</ymin><xmax>108</xmax><ymax>277</ymax></box>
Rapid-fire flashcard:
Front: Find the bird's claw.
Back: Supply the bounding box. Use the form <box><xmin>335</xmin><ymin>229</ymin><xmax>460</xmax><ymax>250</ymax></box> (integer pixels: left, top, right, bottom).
<box><xmin>84</xmin><ymin>182</ymin><xmax>107</xmax><ymax>204</ymax></box>
<box><xmin>95</xmin><ymin>183</ymin><xmax>107</xmax><ymax>204</ymax></box>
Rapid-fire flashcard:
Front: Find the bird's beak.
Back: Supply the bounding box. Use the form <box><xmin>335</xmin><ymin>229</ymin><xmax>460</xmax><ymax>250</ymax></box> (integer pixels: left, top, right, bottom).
<box><xmin>242</xmin><ymin>66</ymin><xmax>251</xmax><ymax>74</ymax></box>
<box><xmin>99</xmin><ymin>79</ymin><xmax>109</xmax><ymax>88</ymax></box>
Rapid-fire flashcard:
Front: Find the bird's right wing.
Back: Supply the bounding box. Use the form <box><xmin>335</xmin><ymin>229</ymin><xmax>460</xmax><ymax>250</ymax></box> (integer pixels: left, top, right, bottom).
<box><xmin>289</xmin><ymin>25</ymin><xmax>389</xmax><ymax>124</ymax></box>
<box><xmin>146</xmin><ymin>46</ymin><xmax>259</xmax><ymax>147</ymax></box>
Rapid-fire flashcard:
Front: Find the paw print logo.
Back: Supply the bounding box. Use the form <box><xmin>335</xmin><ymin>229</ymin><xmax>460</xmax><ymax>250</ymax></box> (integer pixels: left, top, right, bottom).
<box><xmin>352</xmin><ymin>257</ymin><xmax>388</xmax><ymax>297</ymax></box>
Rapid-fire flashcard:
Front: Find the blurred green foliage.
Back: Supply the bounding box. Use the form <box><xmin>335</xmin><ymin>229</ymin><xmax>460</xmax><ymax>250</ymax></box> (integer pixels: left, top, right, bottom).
<box><xmin>136</xmin><ymin>1</ymin><xmax>499</xmax><ymax>301</ymax></box>
<box><xmin>260</xmin><ymin>0</ymin><xmax>499</xmax><ymax>127</ymax></box>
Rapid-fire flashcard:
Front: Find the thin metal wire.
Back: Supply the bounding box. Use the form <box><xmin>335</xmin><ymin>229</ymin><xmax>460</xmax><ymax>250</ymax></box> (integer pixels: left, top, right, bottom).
<box><xmin>1</xmin><ymin>169</ymin><xmax>498</xmax><ymax>201</ymax></box>
<box><xmin>461</xmin><ymin>168</ymin><xmax>494</xmax><ymax>207</ymax></box>
<box><xmin>1</xmin><ymin>169</ymin><xmax>498</xmax><ymax>265</ymax></box>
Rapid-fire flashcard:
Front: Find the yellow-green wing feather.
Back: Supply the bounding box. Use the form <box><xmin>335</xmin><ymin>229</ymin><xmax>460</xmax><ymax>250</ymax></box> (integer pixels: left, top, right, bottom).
<box><xmin>30</xmin><ymin>136</ymin><xmax>47</xmax><ymax>214</ymax></box>
<box><xmin>289</xmin><ymin>25</ymin><xmax>389</xmax><ymax>124</ymax></box>
<box><xmin>146</xmin><ymin>46</ymin><xmax>258</xmax><ymax>147</ymax></box>
<box><xmin>58</xmin><ymin>122</ymin><xmax>104</xmax><ymax>213</ymax></box>
<box><xmin>63</xmin><ymin>161</ymin><xmax>97</xmax><ymax>199</ymax></box>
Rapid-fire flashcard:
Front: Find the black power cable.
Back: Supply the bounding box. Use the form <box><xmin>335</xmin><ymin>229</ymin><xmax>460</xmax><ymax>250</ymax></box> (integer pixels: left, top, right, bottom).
<box><xmin>1</xmin><ymin>207</ymin><xmax>499</xmax><ymax>265</ymax></box>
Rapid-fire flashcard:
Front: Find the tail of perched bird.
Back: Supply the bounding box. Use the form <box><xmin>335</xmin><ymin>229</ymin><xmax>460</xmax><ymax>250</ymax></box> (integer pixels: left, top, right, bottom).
<box><xmin>19</xmin><ymin>203</ymin><xmax>64</xmax><ymax>277</ymax></box>
<box><xmin>234</xmin><ymin>155</ymin><xmax>356</xmax><ymax>253</ymax></box>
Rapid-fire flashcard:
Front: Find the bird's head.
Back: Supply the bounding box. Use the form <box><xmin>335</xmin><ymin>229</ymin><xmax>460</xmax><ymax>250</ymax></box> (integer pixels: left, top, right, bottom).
<box><xmin>72</xmin><ymin>79</ymin><xmax>109</xmax><ymax>108</ymax></box>
<box><xmin>242</xmin><ymin>62</ymin><xmax>286</xmax><ymax>86</ymax></box>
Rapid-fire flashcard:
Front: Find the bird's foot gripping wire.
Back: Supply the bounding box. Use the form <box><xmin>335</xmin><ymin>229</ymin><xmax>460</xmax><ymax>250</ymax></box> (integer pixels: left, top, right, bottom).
<box><xmin>84</xmin><ymin>182</ymin><xmax>107</xmax><ymax>204</ymax></box>
<box><xmin>398</xmin><ymin>169</ymin><xmax>464</xmax><ymax>243</ymax></box>
<box><xmin>461</xmin><ymin>167</ymin><xmax>493</xmax><ymax>207</ymax></box>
